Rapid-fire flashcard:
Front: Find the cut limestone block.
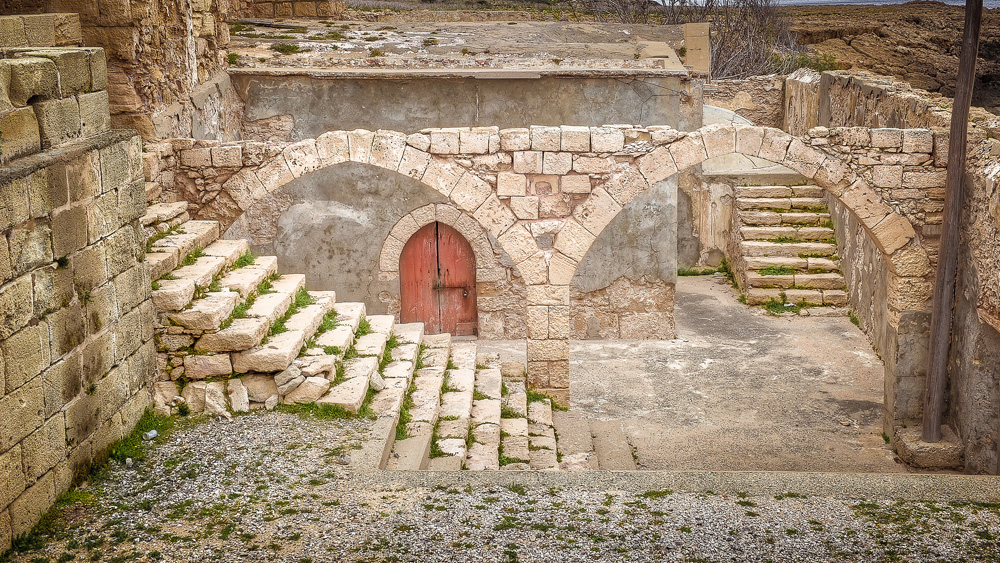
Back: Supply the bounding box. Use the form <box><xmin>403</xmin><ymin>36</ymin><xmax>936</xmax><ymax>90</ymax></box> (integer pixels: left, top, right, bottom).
<box><xmin>231</xmin><ymin>330</ymin><xmax>305</xmax><ymax>373</ymax></box>
<box><xmin>167</xmin><ymin>291</ymin><xmax>239</xmax><ymax>331</ymax></box>
<box><xmin>318</xmin><ymin>376</ymin><xmax>369</xmax><ymax>413</ymax></box>
<box><xmin>195</xmin><ymin>317</ymin><xmax>269</xmax><ymax>352</ymax></box>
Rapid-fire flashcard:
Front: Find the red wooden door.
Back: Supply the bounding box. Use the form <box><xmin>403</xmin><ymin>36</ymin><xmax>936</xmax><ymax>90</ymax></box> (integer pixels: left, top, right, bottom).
<box><xmin>399</xmin><ymin>222</ymin><xmax>477</xmax><ymax>335</ymax></box>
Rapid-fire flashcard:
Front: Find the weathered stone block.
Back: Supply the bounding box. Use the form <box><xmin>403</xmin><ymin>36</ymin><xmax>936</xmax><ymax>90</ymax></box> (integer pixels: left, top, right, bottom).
<box><xmin>41</xmin><ymin>355</ymin><xmax>80</xmax><ymax>419</ymax></box>
<box><xmin>572</xmin><ymin>155</ymin><xmax>612</xmax><ymax>174</ymax></box>
<box><xmin>668</xmin><ymin>133</ymin><xmax>707</xmax><ymax>171</ymax></box>
<box><xmin>757</xmin><ymin>128</ymin><xmax>792</xmax><ymax>163</ymax></box>
<box><xmin>557</xmin><ymin>126</ymin><xmax>590</xmax><ymax>152</ymax></box>
<box><xmin>0</xmin><ymin>274</ymin><xmax>33</xmax><ymax>340</ymax></box>
<box><xmin>590</xmin><ymin>127</ymin><xmax>624</xmax><ymax>153</ymax></box>
<box><xmin>21</xmin><ymin>413</ymin><xmax>65</xmax><ymax>480</ymax></box>
<box><xmin>429</xmin><ymin>129</ymin><xmax>460</xmax><ymax>154</ymax></box>
<box><xmin>87</xmin><ymin>191</ymin><xmax>119</xmax><ymax>243</ymax></box>
<box><xmin>530</xmin><ymin>126</ymin><xmax>560</xmax><ymax>151</ymax></box>
<box><xmin>0</xmin><ymin>445</ymin><xmax>25</xmax><ymax>512</ymax></box>
<box><xmin>184</xmin><ymin>354</ymin><xmax>232</xmax><ymax>379</ymax></box>
<box><xmin>28</xmin><ymin>49</ymin><xmax>89</xmax><ymax>96</ymax></box>
<box><xmin>0</xmin><ymin>377</ymin><xmax>43</xmax><ymax>452</ymax></box>
<box><xmin>22</xmin><ymin>14</ymin><xmax>55</xmax><ymax>47</ymax></box>
<box><xmin>902</xmin><ymin>169</ymin><xmax>947</xmax><ymax>189</ymax></box>
<box><xmin>6</xmin><ymin>57</ymin><xmax>57</xmax><ymax>106</ymax></box>
<box><xmin>46</xmin><ymin>302</ymin><xmax>84</xmax><ymax>358</ymax></box>
<box><xmin>542</xmin><ymin>152</ymin><xmax>572</xmax><ymax>175</ymax></box>
<box><xmin>526</xmin><ymin>338</ymin><xmax>569</xmax><ymax>362</ymax></box>
<box><xmin>9</xmin><ymin>220</ymin><xmax>52</xmax><ymax>275</ymax></box>
<box><xmin>10</xmin><ymin>470</ymin><xmax>53</xmax><ymax>538</ymax></box>
<box><xmin>473</xmin><ymin>194</ymin><xmax>516</xmax><ymax>237</ymax></box>
<box><xmin>701</xmin><ymin>123</ymin><xmax>736</xmax><ymax>158</ymax></box>
<box><xmin>0</xmin><ymin>16</ymin><xmax>28</xmax><ymax>47</ymax></box>
<box><xmin>527</xmin><ymin>284</ymin><xmax>570</xmax><ymax>306</ymax></box>
<box><xmin>637</xmin><ymin>146</ymin><xmax>677</xmax><ymax>184</ymax></box>
<box><xmin>397</xmin><ymin>146</ymin><xmax>430</xmax><ymax>179</ymax></box>
<box><xmin>553</xmin><ymin>219</ymin><xmax>596</xmax><ymax>262</ymax></box>
<box><xmin>870</xmin><ymin>128</ymin><xmax>903</xmax><ymax>148</ymax></box>
<box><xmin>450</xmin><ymin>173</ymin><xmax>492</xmax><ymax>212</ymax></box>
<box><xmin>512</xmin><ymin>151</ymin><xmax>542</xmax><ymax>174</ymax></box>
<box><xmin>573</xmin><ymin>187</ymin><xmax>622</xmax><ymax>236</ymax></box>
<box><xmin>500</xmin><ymin>128</ymin><xmax>530</xmax><ymax>151</ymax></box>
<box><xmin>459</xmin><ymin>129</ymin><xmax>490</xmax><ymax>154</ymax></box>
<box><xmin>509</xmin><ymin>196</ymin><xmax>538</xmax><ymax>220</ymax></box>
<box><xmin>0</xmin><ymin>107</ymin><xmax>41</xmax><ymax>163</ymax></box>
<box><xmin>872</xmin><ymin>165</ymin><xmax>903</xmax><ymax>188</ymax></box>
<box><xmin>902</xmin><ymin>129</ymin><xmax>933</xmax><ymax>153</ymax></box>
<box><xmin>497</xmin><ymin>172</ymin><xmax>527</xmax><ymax>197</ymax></box>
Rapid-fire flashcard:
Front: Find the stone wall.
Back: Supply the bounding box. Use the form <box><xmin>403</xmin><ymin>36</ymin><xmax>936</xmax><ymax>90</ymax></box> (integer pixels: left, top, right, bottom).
<box><xmin>949</xmin><ymin>140</ymin><xmax>1000</xmax><ymax>475</ymax></box>
<box><xmin>0</xmin><ymin>1</ymin><xmax>240</xmax><ymax>141</ymax></box>
<box><xmin>240</xmin><ymin>0</ymin><xmax>345</xmax><ymax>18</ymax></box>
<box><xmin>705</xmin><ymin>74</ymin><xmax>786</xmax><ymax>129</ymax></box>
<box><xmin>230</xmin><ymin>71</ymin><xmax>703</xmax><ymax>141</ymax></box>
<box><xmin>143</xmin><ymin>122</ymin><xmax>934</xmax><ymax>402</ymax></box>
<box><xmin>784</xmin><ymin>68</ymin><xmax>1000</xmax><ymax>473</ymax></box>
<box><xmin>0</xmin><ymin>36</ymin><xmax>152</xmax><ymax>549</ymax></box>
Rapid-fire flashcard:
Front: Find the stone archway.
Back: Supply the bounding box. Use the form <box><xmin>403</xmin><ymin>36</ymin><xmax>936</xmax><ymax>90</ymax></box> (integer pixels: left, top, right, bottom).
<box><xmin>191</xmin><ymin>123</ymin><xmax>938</xmax><ymax>403</ymax></box>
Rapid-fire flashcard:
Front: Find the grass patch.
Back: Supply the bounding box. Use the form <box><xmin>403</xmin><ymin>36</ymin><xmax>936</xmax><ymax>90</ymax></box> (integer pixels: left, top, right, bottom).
<box><xmin>758</xmin><ymin>265</ymin><xmax>795</xmax><ymax>276</ymax></box>
<box><xmin>271</xmin><ymin>43</ymin><xmax>302</xmax><ymax>55</ymax></box>
<box><xmin>526</xmin><ymin>388</ymin><xmax>568</xmax><ymax>411</ymax></box>
<box><xmin>107</xmin><ymin>410</ymin><xmax>174</xmax><ymax>464</ymax></box>
<box><xmin>233</xmin><ymin>250</ymin><xmax>257</xmax><ymax>268</ymax></box>
<box><xmin>145</xmin><ymin>225</ymin><xmax>185</xmax><ymax>254</ymax></box>
<box><xmin>769</xmin><ymin>235</ymin><xmax>803</xmax><ymax>243</ymax></box>
<box><xmin>355</xmin><ymin>318</ymin><xmax>372</xmax><ymax>337</ymax></box>
<box><xmin>849</xmin><ymin>311</ymin><xmax>861</xmax><ymax>328</ymax></box>
<box><xmin>268</xmin><ymin>287</ymin><xmax>315</xmax><ymax>337</ymax></box>
<box><xmin>677</xmin><ymin>266</ymin><xmax>720</xmax><ymax>276</ymax></box>
<box><xmin>395</xmin><ymin>378</ymin><xmax>418</xmax><ymax>441</ymax></box>
<box><xmin>500</xmin><ymin>404</ymin><xmax>524</xmax><ymax>419</ymax></box>
<box><xmin>639</xmin><ymin>489</ymin><xmax>673</xmax><ymax>500</ymax></box>
<box><xmin>717</xmin><ymin>257</ymin><xmax>737</xmax><ymax>288</ymax></box>
<box><xmin>180</xmin><ymin>247</ymin><xmax>205</xmax><ymax>267</ymax></box>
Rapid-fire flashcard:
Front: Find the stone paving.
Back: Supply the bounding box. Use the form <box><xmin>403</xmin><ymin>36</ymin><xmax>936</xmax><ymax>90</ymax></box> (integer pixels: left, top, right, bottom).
<box><xmin>479</xmin><ymin>275</ymin><xmax>916</xmax><ymax>473</ymax></box>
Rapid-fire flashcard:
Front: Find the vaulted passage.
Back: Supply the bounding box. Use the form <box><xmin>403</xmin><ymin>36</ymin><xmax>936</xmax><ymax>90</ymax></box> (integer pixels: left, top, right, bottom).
<box><xmin>400</xmin><ymin>222</ymin><xmax>478</xmax><ymax>336</ymax></box>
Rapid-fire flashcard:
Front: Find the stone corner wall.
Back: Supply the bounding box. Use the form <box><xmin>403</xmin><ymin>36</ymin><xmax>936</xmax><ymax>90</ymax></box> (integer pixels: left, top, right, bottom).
<box><xmin>0</xmin><ymin>38</ymin><xmax>153</xmax><ymax>549</ymax></box>
<box><xmin>0</xmin><ymin>1</ymin><xmax>240</xmax><ymax>141</ymax></box>
<box><xmin>242</xmin><ymin>0</ymin><xmax>346</xmax><ymax>18</ymax></box>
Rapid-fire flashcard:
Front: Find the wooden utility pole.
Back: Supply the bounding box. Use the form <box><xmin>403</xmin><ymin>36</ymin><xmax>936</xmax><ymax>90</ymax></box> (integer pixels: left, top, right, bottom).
<box><xmin>922</xmin><ymin>0</ymin><xmax>984</xmax><ymax>443</ymax></box>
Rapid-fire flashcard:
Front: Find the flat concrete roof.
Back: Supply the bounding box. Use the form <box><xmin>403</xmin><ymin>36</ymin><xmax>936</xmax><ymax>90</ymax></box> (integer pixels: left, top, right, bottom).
<box><xmin>228</xmin><ymin>19</ymin><xmax>690</xmax><ymax>75</ymax></box>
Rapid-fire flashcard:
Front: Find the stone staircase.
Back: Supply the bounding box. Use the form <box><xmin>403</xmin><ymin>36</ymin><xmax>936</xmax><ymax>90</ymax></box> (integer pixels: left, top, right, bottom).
<box><xmin>729</xmin><ymin>185</ymin><xmax>848</xmax><ymax>312</ymax></box>
<box><xmin>142</xmin><ymin>203</ymin><xmax>639</xmax><ymax>471</ymax></box>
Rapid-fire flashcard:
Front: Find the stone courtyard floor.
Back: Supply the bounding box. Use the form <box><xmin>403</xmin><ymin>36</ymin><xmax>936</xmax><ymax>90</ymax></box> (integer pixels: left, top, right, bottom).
<box><xmin>7</xmin><ymin>276</ymin><xmax>1000</xmax><ymax>563</ymax></box>
<box><xmin>480</xmin><ymin>275</ymin><xmax>905</xmax><ymax>473</ymax></box>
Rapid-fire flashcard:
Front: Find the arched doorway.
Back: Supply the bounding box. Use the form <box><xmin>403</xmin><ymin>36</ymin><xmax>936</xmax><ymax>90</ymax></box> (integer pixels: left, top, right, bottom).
<box><xmin>399</xmin><ymin>222</ymin><xmax>478</xmax><ymax>335</ymax></box>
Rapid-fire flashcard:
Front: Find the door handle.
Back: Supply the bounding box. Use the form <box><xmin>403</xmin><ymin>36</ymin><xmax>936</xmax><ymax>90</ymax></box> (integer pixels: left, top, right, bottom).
<box><xmin>463</xmin><ymin>289</ymin><xmax>468</xmax><ymax>297</ymax></box>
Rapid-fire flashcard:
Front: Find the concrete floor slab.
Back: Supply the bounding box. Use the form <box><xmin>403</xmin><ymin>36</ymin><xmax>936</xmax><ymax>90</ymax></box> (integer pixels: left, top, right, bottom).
<box><xmin>479</xmin><ymin>276</ymin><xmax>912</xmax><ymax>473</ymax></box>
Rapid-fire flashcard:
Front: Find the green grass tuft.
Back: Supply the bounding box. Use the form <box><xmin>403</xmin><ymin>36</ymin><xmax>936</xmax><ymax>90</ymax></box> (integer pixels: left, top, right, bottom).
<box><xmin>180</xmin><ymin>247</ymin><xmax>205</xmax><ymax>267</ymax></box>
<box><xmin>758</xmin><ymin>265</ymin><xmax>796</xmax><ymax>276</ymax></box>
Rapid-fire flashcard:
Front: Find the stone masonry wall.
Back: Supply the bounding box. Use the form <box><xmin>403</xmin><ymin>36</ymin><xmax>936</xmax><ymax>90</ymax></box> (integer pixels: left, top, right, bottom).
<box><xmin>0</xmin><ymin>34</ymin><xmax>152</xmax><ymax>549</ymax></box>
<box><xmin>0</xmin><ymin>2</ymin><xmax>240</xmax><ymax>141</ymax></box>
<box><xmin>240</xmin><ymin>0</ymin><xmax>345</xmax><ymax>18</ymax></box>
<box><xmin>784</xmin><ymin>69</ymin><xmax>1000</xmax><ymax>473</ymax></box>
<box><xmin>142</xmin><ymin>122</ymin><xmax>936</xmax><ymax>402</ymax></box>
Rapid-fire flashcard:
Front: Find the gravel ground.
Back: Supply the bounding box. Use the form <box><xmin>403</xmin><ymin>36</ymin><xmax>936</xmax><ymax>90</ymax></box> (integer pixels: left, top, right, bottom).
<box><xmin>6</xmin><ymin>411</ymin><xmax>1000</xmax><ymax>563</ymax></box>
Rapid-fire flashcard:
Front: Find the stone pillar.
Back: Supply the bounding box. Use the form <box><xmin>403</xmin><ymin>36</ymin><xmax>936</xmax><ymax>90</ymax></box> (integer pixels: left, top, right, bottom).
<box><xmin>525</xmin><ymin>285</ymin><xmax>571</xmax><ymax>405</ymax></box>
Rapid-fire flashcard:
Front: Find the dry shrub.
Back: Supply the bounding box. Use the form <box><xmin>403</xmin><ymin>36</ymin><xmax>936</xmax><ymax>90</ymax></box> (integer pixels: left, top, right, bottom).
<box><xmin>571</xmin><ymin>0</ymin><xmax>802</xmax><ymax>79</ymax></box>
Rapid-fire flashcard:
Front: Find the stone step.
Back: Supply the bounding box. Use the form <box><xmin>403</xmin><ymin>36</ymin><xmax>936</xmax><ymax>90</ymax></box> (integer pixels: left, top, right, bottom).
<box><xmin>146</xmin><ymin>252</ymin><xmax>178</xmax><ymax>282</ymax></box>
<box><xmin>552</xmin><ymin>410</ymin><xmax>598</xmax><ymax>469</ymax></box>
<box><xmin>503</xmin><ymin>381</ymin><xmax>528</xmax><ymax>418</ymax></box>
<box><xmin>216</xmin><ymin>256</ymin><xmax>278</xmax><ymax>297</ymax></box>
<box><xmin>744</xmin><ymin>256</ymin><xmax>808</xmax><ymax>272</ymax></box>
<box><xmin>745</xmin><ymin>288</ymin><xmax>848</xmax><ymax>306</ymax></box>
<box><xmin>735</xmin><ymin>186</ymin><xmax>793</xmax><ymax>198</ymax></box>
<box><xmin>382</xmin><ymin>360</ymin><xmax>415</xmax><ymax>382</ymax></box>
<box><xmin>151</xmin><ymin>278</ymin><xmax>196</xmax><ymax>311</ymax></box>
<box><xmin>141</xmin><ymin>201</ymin><xmax>189</xmax><ymax>226</ymax></box>
<box><xmin>740</xmin><ymin>241</ymin><xmax>838</xmax><ymax>258</ymax></box>
<box><xmin>387</xmin><ymin>434</ymin><xmax>432</xmax><ymax>471</ymax></box>
<box><xmin>408</xmin><ymin>368</ymin><xmax>444</xmax><ymax>428</ymax></box>
<box><xmin>778</xmin><ymin>211</ymin><xmax>830</xmax><ymax>226</ymax></box>
<box><xmin>344</xmin><ymin>356</ymin><xmax>378</xmax><ymax>381</ymax></box>
<box><xmin>791</xmin><ymin>185</ymin><xmax>824</xmax><ymax>197</ymax></box>
<box><xmin>736</xmin><ymin>197</ymin><xmax>791</xmax><ymax>211</ymax></box>
<box><xmin>286</xmin><ymin>292</ymin><xmax>336</xmax><ymax>336</ymax></box>
<box><xmin>369</xmin><ymin>384</ymin><xmax>406</xmax><ymax>415</ymax></box>
<box><xmin>355</xmin><ymin>332</ymin><xmax>388</xmax><ymax>360</ymax></box>
<box><xmin>449</xmin><ymin>341</ymin><xmax>478</xmax><ymax>370</ymax></box>
<box><xmin>203</xmin><ymin>239</ymin><xmax>250</xmax><ymax>266</ymax></box>
<box><xmin>367</xmin><ymin>314</ymin><xmax>395</xmax><ymax>335</ymax></box>
<box><xmin>745</xmin><ymin>270</ymin><xmax>845</xmax><ymax>290</ymax></box>
<box><xmin>315</xmin><ymin>326</ymin><xmax>354</xmax><ymax>353</ymax></box>
<box><xmin>244</xmin><ymin>274</ymin><xmax>306</xmax><ymax>323</ymax></box>
<box><xmin>740</xmin><ymin>226</ymin><xmax>835</xmax><ymax>242</ymax></box>
<box><xmin>789</xmin><ymin>197</ymin><xmax>827</xmax><ymax>210</ymax></box>
<box><xmin>591</xmin><ymin>420</ymin><xmax>637</xmax><ymax>470</ymax></box>
<box><xmin>421</xmin><ymin>333</ymin><xmax>452</xmax><ymax>368</ymax></box>
<box><xmin>475</xmin><ymin>368</ymin><xmax>502</xmax><ymax>400</ymax></box>
<box><xmin>149</xmin><ymin>220</ymin><xmax>220</xmax><ymax>262</ymax></box>
<box><xmin>335</xmin><ymin>302</ymin><xmax>366</xmax><ymax>333</ymax></box>
<box><xmin>466</xmin><ymin>422</ymin><xmax>500</xmax><ymax>470</ymax></box>
<box><xmin>318</xmin><ymin>375</ymin><xmax>369</xmax><ymax>413</ymax></box>
<box><xmin>172</xmin><ymin>255</ymin><xmax>227</xmax><ymax>288</ymax></box>
<box><xmin>195</xmin><ymin>317</ymin><xmax>270</xmax><ymax>352</ymax></box>
<box><xmin>392</xmin><ymin>323</ymin><xmax>424</xmax><ymax>345</ymax></box>
<box><xmin>166</xmin><ymin>291</ymin><xmax>240</xmax><ymax>331</ymax></box>
<box><xmin>232</xmin><ymin>330</ymin><xmax>306</xmax><ymax>373</ymax></box>
<box><xmin>500</xmin><ymin>417</ymin><xmax>530</xmax><ymax>467</ymax></box>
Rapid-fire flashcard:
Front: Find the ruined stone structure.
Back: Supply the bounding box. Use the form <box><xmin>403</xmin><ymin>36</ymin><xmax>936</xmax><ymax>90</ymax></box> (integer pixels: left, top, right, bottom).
<box><xmin>0</xmin><ymin>15</ymin><xmax>151</xmax><ymax>549</ymax></box>
<box><xmin>2</xmin><ymin>4</ymin><xmax>1000</xmax><ymax>552</ymax></box>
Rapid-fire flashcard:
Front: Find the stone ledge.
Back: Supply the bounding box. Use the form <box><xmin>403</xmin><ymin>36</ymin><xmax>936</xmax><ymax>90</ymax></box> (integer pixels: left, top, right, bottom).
<box><xmin>894</xmin><ymin>425</ymin><xmax>963</xmax><ymax>470</ymax></box>
<box><xmin>0</xmin><ymin>129</ymin><xmax>137</xmax><ymax>186</ymax></box>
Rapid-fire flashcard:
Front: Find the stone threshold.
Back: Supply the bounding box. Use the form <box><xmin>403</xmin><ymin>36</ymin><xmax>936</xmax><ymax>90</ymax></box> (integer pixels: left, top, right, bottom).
<box><xmin>345</xmin><ymin>469</ymin><xmax>998</xmax><ymax>502</ymax></box>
